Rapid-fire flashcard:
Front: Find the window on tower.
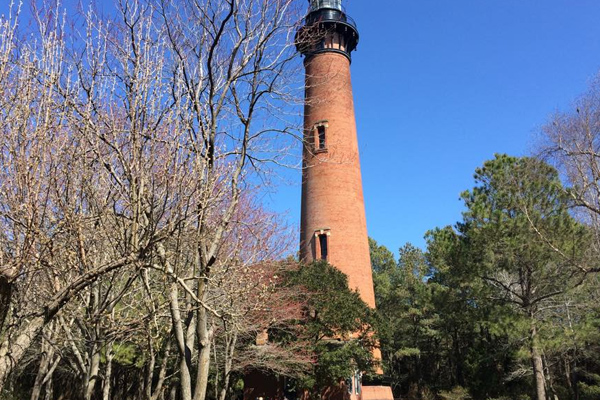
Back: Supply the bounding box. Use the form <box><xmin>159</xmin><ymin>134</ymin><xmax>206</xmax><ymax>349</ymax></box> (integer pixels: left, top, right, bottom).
<box><xmin>317</xmin><ymin>125</ymin><xmax>326</xmax><ymax>150</ymax></box>
<box><xmin>339</xmin><ymin>35</ymin><xmax>347</xmax><ymax>51</ymax></box>
<box><xmin>310</xmin><ymin>121</ymin><xmax>328</xmax><ymax>153</ymax></box>
<box><xmin>318</xmin><ymin>233</ymin><xmax>328</xmax><ymax>260</ymax></box>
<box><xmin>314</xmin><ymin>229</ymin><xmax>330</xmax><ymax>261</ymax></box>
<box><xmin>324</xmin><ymin>35</ymin><xmax>332</xmax><ymax>49</ymax></box>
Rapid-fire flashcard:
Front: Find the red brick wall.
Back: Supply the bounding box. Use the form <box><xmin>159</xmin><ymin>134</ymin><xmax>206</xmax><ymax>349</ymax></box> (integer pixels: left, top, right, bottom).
<box><xmin>300</xmin><ymin>52</ymin><xmax>376</xmax><ymax>308</ymax></box>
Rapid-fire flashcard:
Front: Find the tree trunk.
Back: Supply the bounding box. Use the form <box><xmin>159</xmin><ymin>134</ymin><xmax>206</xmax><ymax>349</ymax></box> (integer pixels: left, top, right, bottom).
<box><xmin>152</xmin><ymin>340</ymin><xmax>172</xmax><ymax>400</ymax></box>
<box><xmin>44</xmin><ymin>378</ymin><xmax>53</xmax><ymax>400</ymax></box>
<box><xmin>542</xmin><ymin>350</ymin><xmax>558</xmax><ymax>400</ymax></box>
<box><xmin>218</xmin><ymin>333</ymin><xmax>237</xmax><ymax>400</ymax></box>
<box><xmin>193</xmin><ymin>304</ymin><xmax>213</xmax><ymax>400</ymax></box>
<box><xmin>565</xmin><ymin>304</ymin><xmax>580</xmax><ymax>400</ymax></box>
<box><xmin>169</xmin><ymin>281</ymin><xmax>193</xmax><ymax>400</ymax></box>
<box><xmin>0</xmin><ymin>316</ymin><xmax>45</xmax><ymax>392</ymax></box>
<box><xmin>145</xmin><ymin>332</ymin><xmax>171</xmax><ymax>400</ymax></box>
<box><xmin>452</xmin><ymin>329</ymin><xmax>465</xmax><ymax>387</ymax></box>
<box><xmin>0</xmin><ymin>255</ymin><xmax>135</xmax><ymax>392</ymax></box>
<box><xmin>84</xmin><ymin>285</ymin><xmax>101</xmax><ymax>400</ymax></box>
<box><xmin>30</xmin><ymin>343</ymin><xmax>51</xmax><ymax>400</ymax></box>
<box><xmin>571</xmin><ymin>359</ymin><xmax>580</xmax><ymax>400</ymax></box>
<box><xmin>530</xmin><ymin>321</ymin><xmax>547</xmax><ymax>400</ymax></box>
<box><xmin>31</xmin><ymin>324</ymin><xmax>57</xmax><ymax>400</ymax></box>
<box><xmin>84</xmin><ymin>342</ymin><xmax>101</xmax><ymax>400</ymax></box>
<box><xmin>102</xmin><ymin>345</ymin><xmax>113</xmax><ymax>400</ymax></box>
<box><xmin>0</xmin><ymin>276</ymin><xmax>12</xmax><ymax>332</ymax></box>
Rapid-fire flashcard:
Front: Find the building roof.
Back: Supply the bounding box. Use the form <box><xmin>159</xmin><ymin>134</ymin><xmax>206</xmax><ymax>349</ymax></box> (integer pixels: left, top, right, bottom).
<box><xmin>361</xmin><ymin>386</ymin><xmax>394</xmax><ymax>400</ymax></box>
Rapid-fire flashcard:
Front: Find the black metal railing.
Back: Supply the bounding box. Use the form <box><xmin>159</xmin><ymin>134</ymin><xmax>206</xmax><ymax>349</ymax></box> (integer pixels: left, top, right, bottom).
<box><xmin>305</xmin><ymin>9</ymin><xmax>358</xmax><ymax>32</ymax></box>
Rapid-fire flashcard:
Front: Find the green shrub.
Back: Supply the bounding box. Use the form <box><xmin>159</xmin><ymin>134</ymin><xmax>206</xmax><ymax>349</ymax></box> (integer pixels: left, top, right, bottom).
<box><xmin>438</xmin><ymin>386</ymin><xmax>471</xmax><ymax>400</ymax></box>
<box><xmin>580</xmin><ymin>382</ymin><xmax>600</xmax><ymax>400</ymax></box>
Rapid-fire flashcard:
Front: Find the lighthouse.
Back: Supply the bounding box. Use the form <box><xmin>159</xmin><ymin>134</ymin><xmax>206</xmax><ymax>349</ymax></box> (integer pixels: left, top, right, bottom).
<box><xmin>297</xmin><ymin>0</ymin><xmax>375</xmax><ymax>309</ymax></box>
<box><xmin>245</xmin><ymin>3</ymin><xmax>394</xmax><ymax>399</ymax></box>
<box><xmin>297</xmin><ymin>2</ymin><xmax>394</xmax><ymax>399</ymax></box>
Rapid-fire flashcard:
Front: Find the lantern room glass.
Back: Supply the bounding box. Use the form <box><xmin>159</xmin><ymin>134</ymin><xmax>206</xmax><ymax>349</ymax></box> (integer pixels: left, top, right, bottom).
<box><xmin>309</xmin><ymin>0</ymin><xmax>342</xmax><ymax>11</ymax></box>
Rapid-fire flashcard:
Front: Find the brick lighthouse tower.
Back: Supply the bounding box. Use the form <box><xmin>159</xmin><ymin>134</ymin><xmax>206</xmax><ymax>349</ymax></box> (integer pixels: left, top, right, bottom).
<box><xmin>296</xmin><ymin>3</ymin><xmax>393</xmax><ymax>399</ymax></box>
<box><xmin>297</xmin><ymin>0</ymin><xmax>375</xmax><ymax>309</ymax></box>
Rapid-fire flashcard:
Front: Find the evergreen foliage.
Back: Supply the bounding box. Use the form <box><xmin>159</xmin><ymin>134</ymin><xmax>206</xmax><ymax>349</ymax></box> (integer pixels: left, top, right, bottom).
<box><xmin>373</xmin><ymin>155</ymin><xmax>599</xmax><ymax>400</ymax></box>
<box><xmin>285</xmin><ymin>260</ymin><xmax>376</xmax><ymax>389</ymax></box>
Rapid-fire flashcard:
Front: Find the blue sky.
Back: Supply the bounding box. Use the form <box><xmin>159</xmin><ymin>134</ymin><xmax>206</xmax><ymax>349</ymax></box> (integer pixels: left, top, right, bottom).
<box><xmin>273</xmin><ymin>0</ymin><xmax>600</xmax><ymax>254</ymax></box>
<box><xmin>4</xmin><ymin>0</ymin><xmax>600</xmax><ymax>255</ymax></box>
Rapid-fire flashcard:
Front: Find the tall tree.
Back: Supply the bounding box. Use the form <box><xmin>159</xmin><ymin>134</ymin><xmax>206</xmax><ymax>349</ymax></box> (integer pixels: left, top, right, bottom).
<box><xmin>427</xmin><ymin>225</ymin><xmax>526</xmax><ymax>400</ymax></box>
<box><xmin>372</xmin><ymin>156</ymin><xmax>599</xmax><ymax>400</ymax></box>
<box><xmin>539</xmin><ymin>74</ymin><xmax>600</xmax><ymax>271</ymax></box>
<box><xmin>453</xmin><ymin>154</ymin><xmax>591</xmax><ymax>400</ymax></box>
<box><xmin>537</xmin><ymin>71</ymin><xmax>600</xmax><ymax>400</ymax></box>
<box><xmin>371</xmin><ymin>239</ymin><xmax>443</xmax><ymax>397</ymax></box>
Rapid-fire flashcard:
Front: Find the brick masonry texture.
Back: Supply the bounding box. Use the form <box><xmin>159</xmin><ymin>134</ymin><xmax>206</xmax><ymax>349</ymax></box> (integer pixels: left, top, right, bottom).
<box><xmin>300</xmin><ymin>51</ymin><xmax>376</xmax><ymax>309</ymax></box>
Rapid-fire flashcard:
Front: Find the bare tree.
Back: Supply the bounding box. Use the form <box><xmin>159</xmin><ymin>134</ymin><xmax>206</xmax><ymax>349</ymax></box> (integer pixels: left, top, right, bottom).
<box><xmin>0</xmin><ymin>1</ymin><xmax>143</xmax><ymax>388</ymax></box>
<box><xmin>0</xmin><ymin>0</ymin><xmax>303</xmax><ymax>397</ymax></box>
<box><xmin>536</xmin><ymin>73</ymin><xmax>600</xmax><ymax>400</ymax></box>
<box><xmin>538</xmin><ymin>73</ymin><xmax>600</xmax><ymax>273</ymax></box>
<box><xmin>149</xmin><ymin>1</ymin><xmax>302</xmax><ymax>399</ymax></box>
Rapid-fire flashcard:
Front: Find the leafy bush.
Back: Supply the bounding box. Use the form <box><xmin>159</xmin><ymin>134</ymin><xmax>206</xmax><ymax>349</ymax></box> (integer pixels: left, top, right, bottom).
<box><xmin>438</xmin><ymin>386</ymin><xmax>471</xmax><ymax>400</ymax></box>
<box><xmin>580</xmin><ymin>382</ymin><xmax>600</xmax><ymax>400</ymax></box>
